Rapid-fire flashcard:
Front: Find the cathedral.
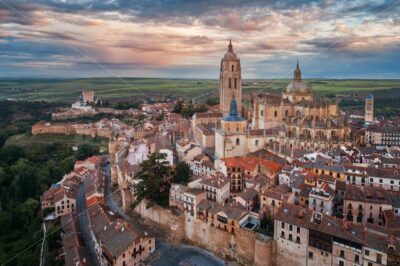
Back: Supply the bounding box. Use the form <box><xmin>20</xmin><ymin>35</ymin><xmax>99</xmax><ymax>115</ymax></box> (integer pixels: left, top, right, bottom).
<box><xmin>215</xmin><ymin>41</ymin><xmax>352</xmax><ymax>159</ymax></box>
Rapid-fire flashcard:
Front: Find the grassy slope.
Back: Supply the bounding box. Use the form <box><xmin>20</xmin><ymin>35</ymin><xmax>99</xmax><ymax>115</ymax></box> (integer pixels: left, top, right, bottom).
<box><xmin>0</xmin><ymin>78</ymin><xmax>399</xmax><ymax>102</ymax></box>
<box><xmin>5</xmin><ymin>133</ymin><xmax>109</xmax><ymax>151</ymax></box>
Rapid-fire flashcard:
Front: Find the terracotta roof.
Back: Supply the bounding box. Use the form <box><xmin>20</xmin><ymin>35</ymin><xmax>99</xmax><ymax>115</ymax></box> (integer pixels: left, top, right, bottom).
<box><xmin>194</xmin><ymin>112</ymin><xmax>223</xmax><ymax>118</ymax></box>
<box><xmin>220</xmin><ymin>156</ymin><xmax>283</xmax><ymax>173</ymax></box>
<box><xmin>344</xmin><ymin>184</ymin><xmax>392</xmax><ymax>204</ymax></box>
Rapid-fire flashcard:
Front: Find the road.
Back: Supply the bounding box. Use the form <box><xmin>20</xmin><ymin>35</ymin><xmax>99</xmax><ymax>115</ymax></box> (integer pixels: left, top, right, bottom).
<box><xmin>39</xmin><ymin>221</ymin><xmax>46</xmax><ymax>266</ymax></box>
<box><xmin>76</xmin><ymin>179</ymin><xmax>101</xmax><ymax>266</ymax></box>
<box><xmin>103</xmin><ymin>160</ymin><xmax>224</xmax><ymax>266</ymax></box>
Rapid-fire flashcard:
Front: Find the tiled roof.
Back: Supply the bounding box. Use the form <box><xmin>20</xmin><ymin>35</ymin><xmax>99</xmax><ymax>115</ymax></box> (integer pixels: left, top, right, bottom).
<box><xmin>344</xmin><ymin>184</ymin><xmax>392</xmax><ymax>204</ymax></box>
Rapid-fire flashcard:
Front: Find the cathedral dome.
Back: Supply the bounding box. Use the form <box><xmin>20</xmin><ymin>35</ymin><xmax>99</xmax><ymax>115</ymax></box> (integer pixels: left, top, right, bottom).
<box><xmin>224</xmin><ymin>40</ymin><xmax>238</xmax><ymax>61</ymax></box>
<box><xmin>285</xmin><ymin>61</ymin><xmax>311</xmax><ymax>93</ymax></box>
<box><xmin>223</xmin><ymin>94</ymin><xmax>245</xmax><ymax>122</ymax></box>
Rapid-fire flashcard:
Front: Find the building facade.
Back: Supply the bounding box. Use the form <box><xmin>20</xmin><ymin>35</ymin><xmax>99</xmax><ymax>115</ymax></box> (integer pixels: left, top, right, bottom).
<box><xmin>219</xmin><ymin>40</ymin><xmax>242</xmax><ymax>116</ymax></box>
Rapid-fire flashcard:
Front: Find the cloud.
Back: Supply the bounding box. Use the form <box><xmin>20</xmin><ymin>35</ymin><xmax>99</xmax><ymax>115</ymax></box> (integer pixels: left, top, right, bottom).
<box><xmin>0</xmin><ymin>0</ymin><xmax>399</xmax><ymax>78</ymax></box>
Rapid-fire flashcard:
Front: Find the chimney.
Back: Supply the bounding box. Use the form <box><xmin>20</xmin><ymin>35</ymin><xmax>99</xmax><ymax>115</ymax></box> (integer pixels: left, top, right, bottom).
<box><xmin>388</xmin><ymin>234</ymin><xmax>396</xmax><ymax>251</ymax></box>
<box><xmin>343</xmin><ymin>220</ymin><xmax>349</xmax><ymax>230</ymax></box>
<box><xmin>312</xmin><ymin>212</ymin><xmax>322</xmax><ymax>224</ymax></box>
<box><xmin>297</xmin><ymin>209</ymin><xmax>305</xmax><ymax>219</ymax></box>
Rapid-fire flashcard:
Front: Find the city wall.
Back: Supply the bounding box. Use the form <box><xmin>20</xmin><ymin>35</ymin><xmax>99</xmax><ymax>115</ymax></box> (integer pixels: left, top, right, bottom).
<box><xmin>32</xmin><ymin>121</ymin><xmax>112</xmax><ymax>138</ymax></box>
<box><xmin>134</xmin><ymin>201</ymin><xmax>275</xmax><ymax>265</ymax></box>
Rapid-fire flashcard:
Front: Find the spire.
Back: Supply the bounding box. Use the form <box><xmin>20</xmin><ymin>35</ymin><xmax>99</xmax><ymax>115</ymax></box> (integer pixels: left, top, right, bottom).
<box><xmin>228</xmin><ymin>39</ymin><xmax>233</xmax><ymax>52</ymax></box>
<box><xmin>294</xmin><ymin>60</ymin><xmax>302</xmax><ymax>81</ymax></box>
<box><xmin>229</xmin><ymin>93</ymin><xmax>239</xmax><ymax>117</ymax></box>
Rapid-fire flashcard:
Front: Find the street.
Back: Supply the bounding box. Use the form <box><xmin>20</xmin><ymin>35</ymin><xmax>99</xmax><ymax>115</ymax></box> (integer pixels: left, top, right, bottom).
<box><xmin>104</xmin><ymin>160</ymin><xmax>224</xmax><ymax>266</ymax></box>
<box><xmin>76</xmin><ymin>179</ymin><xmax>101</xmax><ymax>266</ymax></box>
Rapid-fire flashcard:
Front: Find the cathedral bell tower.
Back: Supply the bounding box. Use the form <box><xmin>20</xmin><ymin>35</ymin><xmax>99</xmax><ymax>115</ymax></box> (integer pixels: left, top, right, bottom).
<box><xmin>220</xmin><ymin>40</ymin><xmax>242</xmax><ymax>116</ymax></box>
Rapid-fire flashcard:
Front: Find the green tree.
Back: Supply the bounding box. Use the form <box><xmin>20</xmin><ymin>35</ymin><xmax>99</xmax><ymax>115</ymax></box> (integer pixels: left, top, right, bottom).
<box><xmin>173</xmin><ymin>100</ymin><xmax>183</xmax><ymax>114</ymax></box>
<box><xmin>75</xmin><ymin>144</ymin><xmax>97</xmax><ymax>160</ymax></box>
<box><xmin>0</xmin><ymin>145</ymin><xmax>25</xmax><ymax>164</ymax></box>
<box><xmin>10</xmin><ymin>159</ymin><xmax>39</xmax><ymax>202</ymax></box>
<box><xmin>173</xmin><ymin>162</ymin><xmax>191</xmax><ymax>184</ymax></box>
<box><xmin>132</xmin><ymin>152</ymin><xmax>173</xmax><ymax>208</ymax></box>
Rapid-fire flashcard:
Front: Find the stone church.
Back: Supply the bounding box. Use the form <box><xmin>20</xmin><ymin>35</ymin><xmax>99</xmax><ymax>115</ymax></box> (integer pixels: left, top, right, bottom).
<box><xmin>215</xmin><ymin>41</ymin><xmax>351</xmax><ymax>159</ymax></box>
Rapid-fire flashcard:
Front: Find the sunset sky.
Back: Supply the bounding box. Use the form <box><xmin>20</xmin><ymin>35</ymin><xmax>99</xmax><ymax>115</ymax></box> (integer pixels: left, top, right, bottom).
<box><xmin>1</xmin><ymin>0</ymin><xmax>399</xmax><ymax>79</ymax></box>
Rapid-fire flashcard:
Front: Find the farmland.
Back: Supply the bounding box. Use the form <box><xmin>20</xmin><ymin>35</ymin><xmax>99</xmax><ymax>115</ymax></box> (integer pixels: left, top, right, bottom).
<box><xmin>0</xmin><ymin>78</ymin><xmax>399</xmax><ymax>103</ymax></box>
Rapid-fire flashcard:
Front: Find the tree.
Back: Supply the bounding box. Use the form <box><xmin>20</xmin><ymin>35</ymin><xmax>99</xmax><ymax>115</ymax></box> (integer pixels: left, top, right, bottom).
<box><xmin>0</xmin><ymin>145</ymin><xmax>25</xmax><ymax>164</ymax></box>
<box><xmin>75</xmin><ymin>144</ymin><xmax>97</xmax><ymax>160</ymax></box>
<box><xmin>10</xmin><ymin>159</ymin><xmax>39</xmax><ymax>202</ymax></box>
<box><xmin>132</xmin><ymin>152</ymin><xmax>173</xmax><ymax>208</ymax></box>
<box><xmin>173</xmin><ymin>162</ymin><xmax>191</xmax><ymax>184</ymax></box>
<box><xmin>259</xmin><ymin>210</ymin><xmax>274</xmax><ymax>236</ymax></box>
<box><xmin>173</xmin><ymin>100</ymin><xmax>183</xmax><ymax>114</ymax></box>
<box><xmin>206</xmin><ymin>97</ymin><xmax>219</xmax><ymax>106</ymax></box>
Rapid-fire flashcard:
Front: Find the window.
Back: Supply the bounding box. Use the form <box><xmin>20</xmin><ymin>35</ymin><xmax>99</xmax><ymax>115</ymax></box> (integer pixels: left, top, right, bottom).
<box><xmin>297</xmin><ymin>227</ymin><xmax>300</xmax><ymax>233</ymax></box>
<box><xmin>234</xmin><ymin>78</ymin><xmax>237</xmax><ymax>89</ymax></box>
<box><xmin>274</xmin><ymin>110</ymin><xmax>278</xmax><ymax>117</ymax></box>
<box><xmin>236</xmin><ymin>138</ymin><xmax>240</xmax><ymax>145</ymax></box>
<box><xmin>255</xmin><ymin>140</ymin><xmax>259</xmax><ymax>146</ymax></box>
<box><xmin>261</xmin><ymin>110</ymin><xmax>264</xmax><ymax>116</ymax></box>
<box><xmin>365</xmin><ymin>249</ymin><xmax>370</xmax><ymax>256</ymax></box>
<box><xmin>338</xmin><ymin>261</ymin><xmax>344</xmax><ymax>266</ymax></box>
<box><xmin>308</xmin><ymin>252</ymin><xmax>313</xmax><ymax>259</ymax></box>
<box><xmin>340</xmin><ymin>250</ymin><xmax>345</xmax><ymax>258</ymax></box>
<box><xmin>281</xmin><ymin>231</ymin><xmax>285</xmax><ymax>238</ymax></box>
<box><xmin>289</xmin><ymin>224</ymin><xmax>292</xmax><ymax>231</ymax></box>
<box><xmin>231</xmin><ymin>65</ymin><xmax>234</xmax><ymax>71</ymax></box>
<box><xmin>296</xmin><ymin>236</ymin><xmax>300</xmax><ymax>243</ymax></box>
<box><xmin>377</xmin><ymin>253</ymin><xmax>382</xmax><ymax>264</ymax></box>
<box><xmin>288</xmin><ymin>234</ymin><xmax>292</xmax><ymax>241</ymax></box>
<box><xmin>229</xmin><ymin>78</ymin><xmax>231</xmax><ymax>88</ymax></box>
<box><xmin>281</xmin><ymin>222</ymin><xmax>284</xmax><ymax>228</ymax></box>
<box><xmin>355</xmin><ymin>254</ymin><xmax>359</xmax><ymax>263</ymax></box>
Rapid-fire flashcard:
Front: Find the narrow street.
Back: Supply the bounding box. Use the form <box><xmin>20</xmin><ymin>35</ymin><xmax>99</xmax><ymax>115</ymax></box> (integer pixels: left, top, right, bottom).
<box><xmin>103</xmin><ymin>160</ymin><xmax>225</xmax><ymax>266</ymax></box>
<box><xmin>39</xmin><ymin>221</ymin><xmax>46</xmax><ymax>266</ymax></box>
<box><xmin>76</xmin><ymin>179</ymin><xmax>101</xmax><ymax>266</ymax></box>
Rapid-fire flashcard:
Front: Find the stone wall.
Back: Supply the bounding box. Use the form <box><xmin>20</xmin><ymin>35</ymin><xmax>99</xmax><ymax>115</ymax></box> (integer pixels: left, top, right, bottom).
<box><xmin>135</xmin><ymin>202</ymin><xmax>275</xmax><ymax>265</ymax></box>
<box><xmin>32</xmin><ymin>121</ymin><xmax>112</xmax><ymax>139</ymax></box>
<box><xmin>134</xmin><ymin>201</ymin><xmax>185</xmax><ymax>242</ymax></box>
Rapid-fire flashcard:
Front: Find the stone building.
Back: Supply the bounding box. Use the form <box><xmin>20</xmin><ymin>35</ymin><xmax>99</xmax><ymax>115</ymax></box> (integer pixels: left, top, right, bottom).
<box><xmin>251</xmin><ymin>62</ymin><xmax>352</xmax><ymax>150</ymax></box>
<box><xmin>82</xmin><ymin>90</ymin><xmax>95</xmax><ymax>103</ymax></box>
<box><xmin>215</xmin><ymin>95</ymin><xmax>248</xmax><ymax>159</ymax></box>
<box><xmin>214</xmin><ymin>56</ymin><xmax>352</xmax><ymax>160</ymax></box>
<box><xmin>275</xmin><ymin>203</ymin><xmax>400</xmax><ymax>266</ymax></box>
<box><xmin>219</xmin><ymin>40</ymin><xmax>242</xmax><ymax>116</ymax></box>
<box><xmin>344</xmin><ymin>185</ymin><xmax>393</xmax><ymax>225</ymax></box>
<box><xmin>365</xmin><ymin>94</ymin><xmax>374</xmax><ymax>123</ymax></box>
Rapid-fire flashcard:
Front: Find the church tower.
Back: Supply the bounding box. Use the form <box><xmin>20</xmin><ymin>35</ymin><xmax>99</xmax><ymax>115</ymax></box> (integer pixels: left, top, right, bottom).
<box><xmin>365</xmin><ymin>94</ymin><xmax>374</xmax><ymax>123</ymax></box>
<box><xmin>215</xmin><ymin>94</ymin><xmax>247</xmax><ymax>159</ymax></box>
<box><xmin>220</xmin><ymin>40</ymin><xmax>242</xmax><ymax>116</ymax></box>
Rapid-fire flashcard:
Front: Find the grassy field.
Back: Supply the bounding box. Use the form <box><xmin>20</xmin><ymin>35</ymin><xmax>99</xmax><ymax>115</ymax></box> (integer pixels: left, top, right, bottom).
<box><xmin>0</xmin><ymin>78</ymin><xmax>399</xmax><ymax>103</ymax></box>
<box><xmin>5</xmin><ymin>133</ymin><xmax>109</xmax><ymax>151</ymax></box>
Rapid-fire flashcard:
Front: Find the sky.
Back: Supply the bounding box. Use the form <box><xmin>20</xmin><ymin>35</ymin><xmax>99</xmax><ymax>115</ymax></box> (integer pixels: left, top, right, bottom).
<box><xmin>0</xmin><ymin>0</ymin><xmax>400</xmax><ymax>79</ymax></box>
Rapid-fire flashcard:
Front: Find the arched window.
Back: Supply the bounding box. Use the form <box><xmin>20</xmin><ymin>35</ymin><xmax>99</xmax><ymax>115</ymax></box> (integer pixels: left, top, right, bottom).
<box><xmin>234</xmin><ymin>78</ymin><xmax>237</xmax><ymax>89</ymax></box>
<box><xmin>231</xmin><ymin>65</ymin><xmax>234</xmax><ymax>71</ymax></box>
<box><xmin>274</xmin><ymin>110</ymin><xmax>278</xmax><ymax>117</ymax></box>
<box><xmin>261</xmin><ymin>110</ymin><xmax>264</xmax><ymax>117</ymax></box>
<box><xmin>285</xmin><ymin>110</ymin><xmax>289</xmax><ymax>117</ymax></box>
<box><xmin>236</xmin><ymin>138</ymin><xmax>240</xmax><ymax>145</ymax></box>
<box><xmin>229</xmin><ymin>78</ymin><xmax>231</xmax><ymax>88</ymax></box>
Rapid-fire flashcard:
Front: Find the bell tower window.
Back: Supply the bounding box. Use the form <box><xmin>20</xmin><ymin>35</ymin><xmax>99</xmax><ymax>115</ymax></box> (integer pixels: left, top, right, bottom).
<box><xmin>229</xmin><ymin>78</ymin><xmax>231</xmax><ymax>89</ymax></box>
<box><xmin>232</xmin><ymin>65</ymin><xmax>234</xmax><ymax>71</ymax></box>
<box><xmin>234</xmin><ymin>79</ymin><xmax>237</xmax><ymax>89</ymax></box>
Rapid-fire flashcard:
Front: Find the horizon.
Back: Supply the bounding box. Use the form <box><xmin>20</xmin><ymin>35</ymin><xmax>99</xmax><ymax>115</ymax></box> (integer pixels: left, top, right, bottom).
<box><xmin>1</xmin><ymin>1</ymin><xmax>400</xmax><ymax>79</ymax></box>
